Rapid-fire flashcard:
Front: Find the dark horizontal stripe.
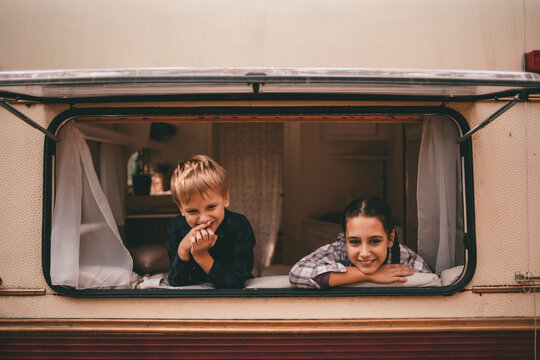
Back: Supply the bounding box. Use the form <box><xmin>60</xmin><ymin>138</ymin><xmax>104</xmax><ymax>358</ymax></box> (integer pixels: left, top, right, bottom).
<box><xmin>0</xmin><ymin>331</ymin><xmax>537</xmax><ymax>360</ymax></box>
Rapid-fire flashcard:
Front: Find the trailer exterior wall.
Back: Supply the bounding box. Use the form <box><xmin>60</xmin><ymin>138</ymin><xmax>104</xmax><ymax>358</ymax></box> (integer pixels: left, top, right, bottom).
<box><xmin>0</xmin><ymin>100</ymin><xmax>538</xmax><ymax>320</ymax></box>
<box><xmin>0</xmin><ymin>0</ymin><xmax>539</xmax><ymax>72</ymax></box>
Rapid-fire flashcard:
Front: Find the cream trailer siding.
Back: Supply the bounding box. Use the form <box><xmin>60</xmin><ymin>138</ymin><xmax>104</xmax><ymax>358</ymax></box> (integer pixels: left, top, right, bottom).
<box><xmin>0</xmin><ymin>2</ymin><xmax>539</xmax><ymax>356</ymax></box>
<box><xmin>0</xmin><ymin>76</ymin><xmax>538</xmax><ymax>318</ymax></box>
<box><xmin>1</xmin><ymin>0</ymin><xmax>539</xmax><ymax>71</ymax></box>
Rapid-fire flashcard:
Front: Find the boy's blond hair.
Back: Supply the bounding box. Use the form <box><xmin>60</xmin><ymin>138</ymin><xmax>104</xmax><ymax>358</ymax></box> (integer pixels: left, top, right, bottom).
<box><xmin>170</xmin><ymin>154</ymin><xmax>229</xmax><ymax>207</ymax></box>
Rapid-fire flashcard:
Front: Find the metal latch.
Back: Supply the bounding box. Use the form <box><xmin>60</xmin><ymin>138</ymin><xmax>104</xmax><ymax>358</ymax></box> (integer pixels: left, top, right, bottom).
<box><xmin>471</xmin><ymin>272</ymin><xmax>540</xmax><ymax>294</ymax></box>
<box><xmin>515</xmin><ymin>271</ymin><xmax>540</xmax><ymax>284</ymax></box>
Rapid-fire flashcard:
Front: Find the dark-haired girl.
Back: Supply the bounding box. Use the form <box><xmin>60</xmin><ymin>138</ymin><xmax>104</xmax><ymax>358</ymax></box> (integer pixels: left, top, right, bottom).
<box><xmin>289</xmin><ymin>197</ymin><xmax>431</xmax><ymax>289</ymax></box>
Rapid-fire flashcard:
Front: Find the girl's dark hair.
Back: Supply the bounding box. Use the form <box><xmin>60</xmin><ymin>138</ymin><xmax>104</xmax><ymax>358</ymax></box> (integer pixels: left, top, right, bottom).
<box><xmin>341</xmin><ymin>196</ymin><xmax>401</xmax><ymax>264</ymax></box>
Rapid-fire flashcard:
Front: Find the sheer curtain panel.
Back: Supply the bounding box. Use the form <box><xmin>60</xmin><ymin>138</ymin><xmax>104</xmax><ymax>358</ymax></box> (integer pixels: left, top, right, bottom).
<box><xmin>50</xmin><ymin>124</ymin><xmax>133</xmax><ymax>289</ymax></box>
<box><xmin>417</xmin><ymin>116</ymin><xmax>462</xmax><ymax>274</ymax></box>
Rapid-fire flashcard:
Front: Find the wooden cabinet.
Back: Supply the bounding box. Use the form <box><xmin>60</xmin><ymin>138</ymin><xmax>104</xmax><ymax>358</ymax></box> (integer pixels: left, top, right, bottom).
<box><xmin>124</xmin><ymin>195</ymin><xmax>178</xmax><ymax>247</ymax></box>
<box><xmin>302</xmin><ymin>218</ymin><xmax>342</xmax><ymax>252</ymax></box>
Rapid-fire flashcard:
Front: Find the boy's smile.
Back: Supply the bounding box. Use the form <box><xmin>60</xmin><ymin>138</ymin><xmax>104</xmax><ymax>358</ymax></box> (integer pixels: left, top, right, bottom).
<box><xmin>179</xmin><ymin>190</ymin><xmax>230</xmax><ymax>232</ymax></box>
<box><xmin>345</xmin><ymin>215</ymin><xmax>394</xmax><ymax>275</ymax></box>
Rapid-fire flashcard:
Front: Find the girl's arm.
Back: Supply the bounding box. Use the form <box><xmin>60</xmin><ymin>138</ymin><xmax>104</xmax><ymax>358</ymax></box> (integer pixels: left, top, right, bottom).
<box><xmin>327</xmin><ymin>267</ymin><xmax>369</xmax><ymax>287</ymax></box>
<box><xmin>289</xmin><ymin>238</ymin><xmax>349</xmax><ymax>289</ymax></box>
<box><xmin>329</xmin><ymin>264</ymin><xmax>414</xmax><ymax>287</ymax></box>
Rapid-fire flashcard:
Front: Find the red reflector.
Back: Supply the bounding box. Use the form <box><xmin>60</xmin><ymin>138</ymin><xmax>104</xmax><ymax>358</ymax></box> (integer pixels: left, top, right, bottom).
<box><xmin>525</xmin><ymin>50</ymin><xmax>540</xmax><ymax>72</ymax></box>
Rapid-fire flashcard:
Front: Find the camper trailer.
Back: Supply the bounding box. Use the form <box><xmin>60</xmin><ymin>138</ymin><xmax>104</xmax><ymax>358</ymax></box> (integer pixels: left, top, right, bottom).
<box><xmin>0</xmin><ymin>1</ymin><xmax>539</xmax><ymax>359</ymax></box>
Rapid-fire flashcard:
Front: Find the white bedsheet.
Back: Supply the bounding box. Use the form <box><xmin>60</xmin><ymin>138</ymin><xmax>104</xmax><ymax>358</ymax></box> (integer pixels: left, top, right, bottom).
<box><xmin>83</xmin><ymin>265</ymin><xmax>466</xmax><ymax>290</ymax></box>
<box><xmin>132</xmin><ymin>271</ymin><xmax>448</xmax><ymax>290</ymax></box>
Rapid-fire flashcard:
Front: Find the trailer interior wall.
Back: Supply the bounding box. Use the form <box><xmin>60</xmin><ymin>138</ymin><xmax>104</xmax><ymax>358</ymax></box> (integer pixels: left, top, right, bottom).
<box><xmin>0</xmin><ymin>0</ymin><xmax>539</xmax><ymax>72</ymax></box>
<box><xmin>0</xmin><ymin>100</ymin><xmax>538</xmax><ymax>319</ymax></box>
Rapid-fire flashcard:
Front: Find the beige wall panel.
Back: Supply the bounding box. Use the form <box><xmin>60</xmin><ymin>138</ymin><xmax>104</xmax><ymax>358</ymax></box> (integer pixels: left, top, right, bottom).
<box><xmin>0</xmin><ymin>104</ymin><xmax>68</xmax><ymax>289</ymax></box>
<box><xmin>0</xmin><ymin>0</ymin><xmax>538</xmax><ymax>71</ymax></box>
<box><xmin>0</xmin><ymin>101</ymin><xmax>538</xmax><ymax>320</ymax></box>
<box><xmin>1</xmin><ymin>0</ymin><xmax>540</xmax><ymax>320</ymax></box>
<box><xmin>525</xmin><ymin>0</ymin><xmax>540</xmax><ymax>53</ymax></box>
<box><xmin>450</xmin><ymin>102</ymin><xmax>530</xmax><ymax>285</ymax></box>
<box><xmin>0</xmin><ymin>292</ymin><xmax>537</xmax><ymax>319</ymax></box>
<box><xmin>525</xmin><ymin>102</ymin><xmax>540</xmax><ymax>277</ymax></box>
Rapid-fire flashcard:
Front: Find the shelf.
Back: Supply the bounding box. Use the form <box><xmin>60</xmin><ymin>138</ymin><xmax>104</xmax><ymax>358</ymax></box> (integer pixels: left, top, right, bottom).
<box><xmin>332</xmin><ymin>155</ymin><xmax>392</xmax><ymax>161</ymax></box>
<box><xmin>126</xmin><ymin>194</ymin><xmax>177</xmax><ymax>217</ymax></box>
<box><xmin>303</xmin><ymin>218</ymin><xmax>343</xmax><ymax>249</ymax></box>
<box><xmin>303</xmin><ymin>217</ymin><xmax>342</xmax><ymax>227</ymax></box>
<box><xmin>125</xmin><ymin>213</ymin><xmax>178</xmax><ymax>219</ymax></box>
<box><xmin>75</xmin><ymin>123</ymin><xmax>163</xmax><ymax>150</ymax></box>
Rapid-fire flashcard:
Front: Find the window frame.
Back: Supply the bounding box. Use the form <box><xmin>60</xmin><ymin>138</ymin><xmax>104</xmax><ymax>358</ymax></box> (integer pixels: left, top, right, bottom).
<box><xmin>43</xmin><ymin>104</ymin><xmax>475</xmax><ymax>298</ymax></box>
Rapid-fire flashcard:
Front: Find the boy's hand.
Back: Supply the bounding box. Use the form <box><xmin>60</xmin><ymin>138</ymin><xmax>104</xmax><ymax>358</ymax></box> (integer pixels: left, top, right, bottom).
<box><xmin>365</xmin><ymin>264</ymin><xmax>414</xmax><ymax>284</ymax></box>
<box><xmin>191</xmin><ymin>227</ymin><xmax>218</xmax><ymax>256</ymax></box>
<box><xmin>190</xmin><ymin>227</ymin><xmax>217</xmax><ymax>275</ymax></box>
<box><xmin>177</xmin><ymin>222</ymin><xmax>212</xmax><ymax>261</ymax></box>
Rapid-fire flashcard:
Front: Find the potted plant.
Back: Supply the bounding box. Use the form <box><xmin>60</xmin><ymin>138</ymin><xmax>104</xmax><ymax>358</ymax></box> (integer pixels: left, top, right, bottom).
<box><xmin>149</xmin><ymin>162</ymin><xmax>174</xmax><ymax>193</ymax></box>
<box><xmin>156</xmin><ymin>162</ymin><xmax>174</xmax><ymax>191</ymax></box>
<box><xmin>129</xmin><ymin>151</ymin><xmax>152</xmax><ymax>196</ymax></box>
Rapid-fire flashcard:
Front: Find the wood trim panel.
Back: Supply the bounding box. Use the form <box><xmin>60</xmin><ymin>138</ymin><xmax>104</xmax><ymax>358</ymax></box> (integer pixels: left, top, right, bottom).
<box><xmin>0</xmin><ymin>289</ymin><xmax>46</xmax><ymax>296</ymax></box>
<box><xmin>0</xmin><ymin>318</ymin><xmax>536</xmax><ymax>333</ymax></box>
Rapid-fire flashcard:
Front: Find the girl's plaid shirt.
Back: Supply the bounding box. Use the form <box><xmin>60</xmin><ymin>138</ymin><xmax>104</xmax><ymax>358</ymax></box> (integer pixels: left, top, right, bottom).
<box><xmin>288</xmin><ymin>233</ymin><xmax>432</xmax><ymax>289</ymax></box>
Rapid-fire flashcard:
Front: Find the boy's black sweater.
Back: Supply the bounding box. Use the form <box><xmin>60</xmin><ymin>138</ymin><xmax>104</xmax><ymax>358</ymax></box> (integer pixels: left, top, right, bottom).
<box><xmin>165</xmin><ymin>209</ymin><xmax>255</xmax><ymax>288</ymax></box>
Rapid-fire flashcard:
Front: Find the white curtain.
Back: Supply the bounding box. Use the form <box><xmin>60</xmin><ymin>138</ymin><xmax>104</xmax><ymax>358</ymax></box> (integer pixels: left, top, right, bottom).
<box><xmin>50</xmin><ymin>124</ymin><xmax>133</xmax><ymax>289</ymax></box>
<box><xmin>216</xmin><ymin>123</ymin><xmax>283</xmax><ymax>274</ymax></box>
<box><xmin>417</xmin><ymin>115</ymin><xmax>462</xmax><ymax>274</ymax></box>
<box><xmin>100</xmin><ymin>143</ymin><xmax>127</xmax><ymax>229</ymax></box>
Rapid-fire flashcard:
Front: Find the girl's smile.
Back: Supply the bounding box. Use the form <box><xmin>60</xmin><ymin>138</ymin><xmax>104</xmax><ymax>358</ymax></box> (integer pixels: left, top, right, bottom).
<box><xmin>345</xmin><ymin>215</ymin><xmax>394</xmax><ymax>275</ymax></box>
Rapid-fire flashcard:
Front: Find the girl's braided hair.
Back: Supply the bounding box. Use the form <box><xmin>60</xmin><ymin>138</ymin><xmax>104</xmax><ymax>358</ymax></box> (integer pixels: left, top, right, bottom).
<box><xmin>341</xmin><ymin>196</ymin><xmax>401</xmax><ymax>264</ymax></box>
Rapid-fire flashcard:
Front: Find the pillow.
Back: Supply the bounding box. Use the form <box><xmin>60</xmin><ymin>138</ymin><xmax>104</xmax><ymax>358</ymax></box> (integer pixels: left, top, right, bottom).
<box><xmin>136</xmin><ymin>272</ymin><xmax>218</xmax><ymax>289</ymax></box>
<box><xmin>245</xmin><ymin>275</ymin><xmax>294</xmax><ymax>289</ymax></box>
<box><xmin>440</xmin><ymin>265</ymin><xmax>464</xmax><ymax>286</ymax></box>
<box><xmin>245</xmin><ymin>272</ymin><xmax>441</xmax><ymax>289</ymax></box>
<box><xmin>128</xmin><ymin>244</ymin><xmax>170</xmax><ymax>275</ymax></box>
<box><xmin>344</xmin><ymin>272</ymin><xmax>441</xmax><ymax>287</ymax></box>
<box><xmin>78</xmin><ymin>265</ymin><xmax>139</xmax><ymax>289</ymax></box>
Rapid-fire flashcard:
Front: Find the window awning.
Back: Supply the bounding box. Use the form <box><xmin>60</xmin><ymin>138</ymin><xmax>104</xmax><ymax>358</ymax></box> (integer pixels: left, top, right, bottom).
<box><xmin>1</xmin><ymin>67</ymin><xmax>539</xmax><ymax>142</ymax></box>
<box><xmin>0</xmin><ymin>67</ymin><xmax>539</xmax><ymax>103</ymax></box>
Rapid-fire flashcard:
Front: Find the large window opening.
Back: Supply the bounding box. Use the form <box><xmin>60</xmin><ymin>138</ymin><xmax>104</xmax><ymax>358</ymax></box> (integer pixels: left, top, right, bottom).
<box><xmin>44</xmin><ymin>107</ymin><xmax>474</xmax><ymax>297</ymax></box>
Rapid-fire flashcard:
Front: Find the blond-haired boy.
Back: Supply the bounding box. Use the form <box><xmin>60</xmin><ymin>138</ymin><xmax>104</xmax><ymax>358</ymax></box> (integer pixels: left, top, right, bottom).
<box><xmin>165</xmin><ymin>154</ymin><xmax>255</xmax><ymax>288</ymax></box>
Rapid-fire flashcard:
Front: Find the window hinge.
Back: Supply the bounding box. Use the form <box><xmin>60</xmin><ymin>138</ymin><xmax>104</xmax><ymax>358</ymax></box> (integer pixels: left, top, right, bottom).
<box><xmin>457</xmin><ymin>92</ymin><xmax>525</xmax><ymax>144</ymax></box>
<box><xmin>246</xmin><ymin>72</ymin><xmax>266</xmax><ymax>95</ymax></box>
<box><xmin>0</xmin><ymin>99</ymin><xmax>61</xmax><ymax>142</ymax></box>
